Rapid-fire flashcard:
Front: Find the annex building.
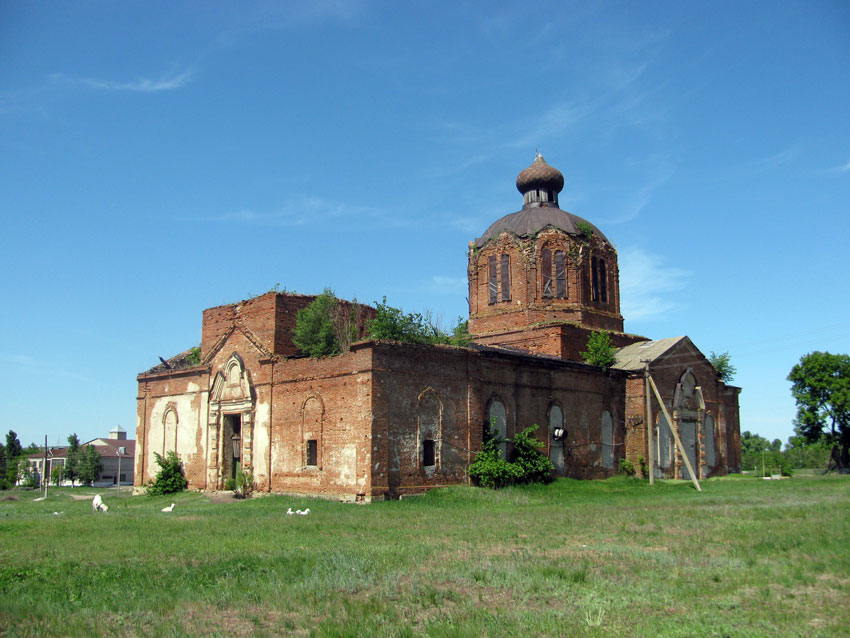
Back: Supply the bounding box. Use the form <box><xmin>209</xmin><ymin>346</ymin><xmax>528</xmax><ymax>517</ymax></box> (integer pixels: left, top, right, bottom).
<box><xmin>135</xmin><ymin>155</ymin><xmax>741</xmax><ymax>500</ymax></box>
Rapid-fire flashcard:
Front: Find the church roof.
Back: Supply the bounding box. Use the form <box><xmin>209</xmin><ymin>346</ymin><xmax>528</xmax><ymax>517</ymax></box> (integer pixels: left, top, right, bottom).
<box><xmin>612</xmin><ymin>336</ymin><xmax>688</xmax><ymax>371</ymax></box>
<box><xmin>474</xmin><ymin>206</ymin><xmax>609</xmax><ymax>248</ymax></box>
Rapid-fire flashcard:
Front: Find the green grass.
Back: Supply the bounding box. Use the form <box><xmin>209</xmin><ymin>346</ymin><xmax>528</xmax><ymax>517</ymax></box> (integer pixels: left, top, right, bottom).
<box><xmin>1</xmin><ymin>475</ymin><xmax>848</xmax><ymax>637</ymax></box>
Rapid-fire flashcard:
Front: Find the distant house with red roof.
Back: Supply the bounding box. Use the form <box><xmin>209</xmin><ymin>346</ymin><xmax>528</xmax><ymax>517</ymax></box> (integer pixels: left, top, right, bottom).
<box><xmin>26</xmin><ymin>426</ymin><xmax>135</xmax><ymax>486</ymax></box>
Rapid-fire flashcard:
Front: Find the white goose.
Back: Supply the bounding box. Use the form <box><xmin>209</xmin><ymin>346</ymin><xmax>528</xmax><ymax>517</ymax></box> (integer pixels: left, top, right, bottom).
<box><xmin>161</xmin><ymin>503</ymin><xmax>176</xmax><ymax>513</ymax></box>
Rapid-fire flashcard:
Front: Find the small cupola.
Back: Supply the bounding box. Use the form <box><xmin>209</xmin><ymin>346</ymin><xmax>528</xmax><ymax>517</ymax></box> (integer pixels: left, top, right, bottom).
<box><xmin>516</xmin><ymin>153</ymin><xmax>564</xmax><ymax>208</ymax></box>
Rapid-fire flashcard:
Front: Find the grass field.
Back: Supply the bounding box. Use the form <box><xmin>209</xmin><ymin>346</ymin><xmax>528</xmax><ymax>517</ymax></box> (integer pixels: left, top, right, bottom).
<box><xmin>1</xmin><ymin>475</ymin><xmax>848</xmax><ymax>637</ymax></box>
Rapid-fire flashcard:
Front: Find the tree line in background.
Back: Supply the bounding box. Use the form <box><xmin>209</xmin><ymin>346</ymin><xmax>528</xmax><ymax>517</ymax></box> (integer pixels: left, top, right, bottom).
<box><xmin>0</xmin><ymin>431</ymin><xmax>103</xmax><ymax>489</ymax></box>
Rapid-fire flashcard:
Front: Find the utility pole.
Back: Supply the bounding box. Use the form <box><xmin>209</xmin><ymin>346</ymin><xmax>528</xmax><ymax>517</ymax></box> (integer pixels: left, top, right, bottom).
<box><xmin>43</xmin><ymin>435</ymin><xmax>48</xmax><ymax>499</ymax></box>
<box><xmin>643</xmin><ymin>360</ymin><xmax>654</xmax><ymax>485</ymax></box>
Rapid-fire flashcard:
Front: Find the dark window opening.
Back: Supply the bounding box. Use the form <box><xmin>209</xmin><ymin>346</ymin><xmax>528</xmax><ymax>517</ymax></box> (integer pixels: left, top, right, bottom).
<box><xmin>306</xmin><ymin>439</ymin><xmax>318</xmax><ymax>467</ymax></box>
<box><xmin>554</xmin><ymin>250</ymin><xmax>567</xmax><ymax>299</ymax></box>
<box><xmin>542</xmin><ymin>249</ymin><xmax>553</xmax><ymax>298</ymax></box>
<box><xmin>500</xmin><ymin>254</ymin><xmax>511</xmax><ymax>301</ymax></box>
<box><xmin>423</xmin><ymin>439</ymin><xmax>436</xmax><ymax>467</ymax></box>
<box><xmin>488</xmin><ymin>255</ymin><xmax>497</xmax><ymax>305</ymax></box>
<box><xmin>225</xmin><ymin>414</ymin><xmax>242</xmax><ymax>479</ymax></box>
<box><xmin>591</xmin><ymin>256</ymin><xmax>599</xmax><ymax>302</ymax></box>
<box><xmin>599</xmin><ymin>259</ymin><xmax>608</xmax><ymax>303</ymax></box>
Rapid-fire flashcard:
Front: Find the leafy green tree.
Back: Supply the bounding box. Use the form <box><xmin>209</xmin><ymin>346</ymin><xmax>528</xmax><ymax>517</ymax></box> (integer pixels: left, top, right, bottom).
<box><xmin>0</xmin><ymin>442</ymin><xmax>6</xmax><ymax>489</ymax></box>
<box><xmin>580</xmin><ymin>330</ymin><xmax>617</xmax><ymax>370</ymax></box>
<box><xmin>50</xmin><ymin>464</ymin><xmax>64</xmax><ymax>486</ymax></box>
<box><xmin>293</xmin><ymin>289</ymin><xmax>341</xmax><ymax>358</ymax></box>
<box><xmin>788</xmin><ymin>351</ymin><xmax>850</xmax><ymax>470</ymax></box>
<box><xmin>366</xmin><ymin>297</ymin><xmax>436</xmax><ymax>344</ymax></box>
<box><xmin>77</xmin><ymin>445</ymin><xmax>103</xmax><ymax>486</ymax></box>
<box><xmin>64</xmin><ymin>434</ymin><xmax>81</xmax><ymax>487</ymax></box>
<box><xmin>510</xmin><ymin>426</ymin><xmax>555</xmax><ymax>485</ymax></box>
<box><xmin>708</xmin><ymin>351</ymin><xmax>736</xmax><ymax>383</ymax></box>
<box><xmin>449</xmin><ymin>318</ymin><xmax>472</xmax><ymax>347</ymax></box>
<box><xmin>4</xmin><ymin>431</ymin><xmax>22</xmax><ymax>487</ymax></box>
<box><xmin>147</xmin><ymin>451</ymin><xmax>188</xmax><ymax>495</ymax></box>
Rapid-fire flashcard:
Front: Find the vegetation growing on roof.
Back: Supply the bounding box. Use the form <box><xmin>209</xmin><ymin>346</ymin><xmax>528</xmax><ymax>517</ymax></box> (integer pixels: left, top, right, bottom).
<box><xmin>708</xmin><ymin>351</ymin><xmax>736</xmax><ymax>383</ymax></box>
<box><xmin>575</xmin><ymin>220</ymin><xmax>594</xmax><ymax>240</ymax></box>
<box><xmin>580</xmin><ymin>330</ymin><xmax>617</xmax><ymax>370</ymax></box>
<box><xmin>186</xmin><ymin>346</ymin><xmax>201</xmax><ymax>366</ymax></box>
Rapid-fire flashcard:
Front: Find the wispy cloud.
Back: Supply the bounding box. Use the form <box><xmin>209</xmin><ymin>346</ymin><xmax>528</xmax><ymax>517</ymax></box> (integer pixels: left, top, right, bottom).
<box><xmin>602</xmin><ymin>159</ymin><xmax>677</xmax><ymax>225</ymax></box>
<box><xmin>49</xmin><ymin>70</ymin><xmax>195</xmax><ymax>93</ymax></box>
<box><xmin>618</xmin><ymin>247</ymin><xmax>689</xmax><ymax>321</ymax></box>
<box><xmin>426</xmin><ymin>276</ymin><xmax>468</xmax><ymax>296</ymax></box>
<box><xmin>0</xmin><ymin>354</ymin><xmax>99</xmax><ymax>385</ymax></box>
<box><xmin>177</xmin><ymin>195</ymin><xmax>418</xmax><ymax>229</ymax></box>
<box><xmin>834</xmin><ymin>159</ymin><xmax>850</xmax><ymax>173</ymax></box>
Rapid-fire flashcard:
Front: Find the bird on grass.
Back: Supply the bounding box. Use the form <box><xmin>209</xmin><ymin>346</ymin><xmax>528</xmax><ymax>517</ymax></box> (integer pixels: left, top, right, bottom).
<box><xmin>161</xmin><ymin>503</ymin><xmax>176</xmax><ymax>513</ymax></box>
<box><xmin>296</xmin><ymin>508</ymin><xmax>310</xmax><ymax>516</ymax></box>
<box><xmin>286</xmin><ymin>507</ymin><xmax>295</xmax><ymax>515</ymax></box>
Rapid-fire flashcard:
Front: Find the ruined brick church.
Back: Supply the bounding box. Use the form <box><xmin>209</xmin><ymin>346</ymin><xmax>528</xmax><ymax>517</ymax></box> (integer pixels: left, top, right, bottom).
<box><xmin>135</xmin><ymin>155</ymin><xmax>741</xmax><ymax>499</ymax></box>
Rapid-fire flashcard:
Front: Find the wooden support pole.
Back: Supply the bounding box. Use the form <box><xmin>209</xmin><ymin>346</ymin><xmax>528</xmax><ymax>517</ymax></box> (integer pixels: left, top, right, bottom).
<box><xmin>644</xmin><ymin>362</ymin><xmax>654</xmax><ymax>485</ymax></box>
<box><xmin>648</xmin><ymin>375</ymin><xmax>702</xmax><ymax>492</ymax></box>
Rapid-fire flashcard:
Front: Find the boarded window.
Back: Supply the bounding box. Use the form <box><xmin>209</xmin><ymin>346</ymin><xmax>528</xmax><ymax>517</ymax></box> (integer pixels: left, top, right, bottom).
<box><xmin>488</xmin><ymin>256</ymin><xmax>497</xmax><ymax>305</ymax></box>
<box><xmin>703</xmin><ymin>415</ymin><xmax>716</xmax><ymax>473</ymax></box>
<box><xmin>554</xmin><ymin>250</ymin><xmax>567</xmax><ymax>299</ymax></box>
<box><xmin>549</xmin><ymin>404</ymin><xmax>565</xmax><ymax>473</ymax></box>
<box><xmin>657</xmin><ymin>413</ymin><xmax>672</xmax><ymax>469</ymax></box>
<box><xmin>488</xmin><ymin>400</ymin><xmax>508</xmax><ymax>459</ymax></box>
<box><xmin>422</xmin><ymin>439</ymin><xmax>436</xmax><ymax>467</ymax></box>
<box><xmin>542</xmin><ymin>249</ymin><xmax>553</xmax><ymax>298</ymax></box>
<box><xmin>306</xmin><ymin>439</ymin><xmax>318</xmax><ymax>467</ymax></box>
<box><xmin>601</xmin><ymin>410</ymin><xmax>614</xmax><ymax>469</ymax></box>
<box><xmin>599</xmin><ymin>259</ymin><xmax>607</xmax><ymax>303</ymax></box>
<box><xmin>500</xmin><ymin>254</ymin><xmax>510</xmax><ymax>301</ymax></box>
<box><xmin>591</xmin><ymin>257</ymin><xmax>599</xmax><ymax>302</ymax></box>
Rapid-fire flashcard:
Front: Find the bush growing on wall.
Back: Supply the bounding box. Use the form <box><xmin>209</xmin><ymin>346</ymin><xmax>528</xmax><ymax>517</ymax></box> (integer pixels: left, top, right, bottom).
<box><xmin>147</xmin><ymin>451</ymin><xmax>188</xmax><ymax>496</ymax></box>
<box><xmin>469</xmin><ymin>423</ymin><xmax>554</xmax><ymax>489</ymax></box>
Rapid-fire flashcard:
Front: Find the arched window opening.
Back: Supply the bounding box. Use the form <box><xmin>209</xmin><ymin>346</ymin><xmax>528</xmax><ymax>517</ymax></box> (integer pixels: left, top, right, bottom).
<box><xmin>548</xmin><ymin>404</ymin><xmax>565</xmax><ymax>473</ymax></box>
<box><xmin>488</xmin><ymin>255</ymin><xmax>497</xmax><ymax>305</ymax></box>
<box><xmin>302</xmin><ymin>396</ymin><xmax>323</xmax><ymax>470</ymax></box>
<box><xmin>591</xmin><ymin>256</ymin><xmax>600</xmax><ymax>302</ymax></box>
<box><xmin>541</xmin><ymin>249</ymin><xmax>553</xmax><ymax>298</ymax></box>
<box><xmin>487</xmin><ymin>399</ymin><xmax>508</xmax><ymax>459</ymax></box>
<box><xmin>554</xmin><ymin>250</ymin><xmax>567</xmax><ymax>299</ymax></box>
<box><xmin>703</xmin><ymin>414</ymin><xmax>716</xmax><ymax>471</ymax></box>
<box><xmin>500</xmin><ymin>254</ymin><xmax>511</xmax><ymax>302</ymax></box>
<box><xmin>601</xmin><ymin>411</ymin><xmax>614</xmax><ymax>469</ymax></box>
<box><xmin>599</xmin><ymin>259</ymin><xmax>607</xmax><ymax>303</ymax></box>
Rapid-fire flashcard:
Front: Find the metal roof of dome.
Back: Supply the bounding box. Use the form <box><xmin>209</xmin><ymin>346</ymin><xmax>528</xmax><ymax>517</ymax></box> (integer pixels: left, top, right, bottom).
<box><xmin>474</xmin><ymin>206</ymin><xmax>609</xmax><ymax>248</ymax></box>
<box><xmin>516</xmin><ymin>153</ymin><xmax>564</xmax><ymax>194</ymax></box>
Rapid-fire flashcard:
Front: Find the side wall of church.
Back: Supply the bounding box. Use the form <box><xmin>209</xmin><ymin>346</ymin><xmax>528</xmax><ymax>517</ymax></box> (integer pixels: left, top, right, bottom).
<box><xmin>136</xmin><ymin>369</ymin><xmax>210</xmax><ymax>489</ymax></box>
<box><xmin>265</xmin><ymin>347</ymin><xmax>374</xmax><ymax>500</ymax></box>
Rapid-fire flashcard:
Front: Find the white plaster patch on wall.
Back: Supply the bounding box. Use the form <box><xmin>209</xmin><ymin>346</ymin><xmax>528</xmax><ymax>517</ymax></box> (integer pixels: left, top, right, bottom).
<box><xmin>253</xmin><ymin>401</ymin><xmax>270</xmax><ymax>483</ymax></box>
<box><xmin>187</xmin><ymin>382</ymin><xmax>200</xmax><ymax>393</ymax></box>
<box><xmin>336</xmin><ymin>443</ymin><xmax>357</xmax><ymax>486</ymax></box>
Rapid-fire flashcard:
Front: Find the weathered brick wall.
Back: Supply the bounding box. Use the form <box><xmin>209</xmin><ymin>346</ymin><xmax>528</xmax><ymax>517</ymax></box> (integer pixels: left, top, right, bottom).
<box><xmin>136</xmin><ymin>369</ymin><xmax>209</xmax><ymax>488</ymax></box>
<box><xmin>468</xmin><ymin>228</ymin><xmax>625</xmax><ymax>340</ymax></box>
<box><xmin>266</xmin><ymin>347</ymin><xmax>375</xmax><ymax>500</ymax></box>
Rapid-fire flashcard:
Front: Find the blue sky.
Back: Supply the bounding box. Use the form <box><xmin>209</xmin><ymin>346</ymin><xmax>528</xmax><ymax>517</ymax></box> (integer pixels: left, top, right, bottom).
<box><xmin>2</xmin><ymin>1</ymin><xmax>848</xmax><ymax>448</ymax></box>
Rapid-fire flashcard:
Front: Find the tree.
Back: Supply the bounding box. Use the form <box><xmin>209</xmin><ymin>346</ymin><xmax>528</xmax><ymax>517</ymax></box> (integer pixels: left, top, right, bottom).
<box><xmin>468</xmin><ymin>423</ymin><xmax>554</xmax><ymax>489</ymax></box>
<box><xmin>580</xmin><ymin>330</ymin><xmax>617</xmax><ymax>370</ymax></box>
<box><xmin>293</xmin><ymin>289</ymin><xmax>343</xmax><ymax>358</ymax></box>
<box><xmin>64</xmin><ymin>434</ymin><xmax>81</xmax><ymax>487</ymax></box>
<box><xmin>366</xmin><ymin>297</ymin><xmax>435</xmax><ymax>344</ymax></box>
<box><xmin>788</xmin><ymin>351</ymin><xmax>850</xmax><ymax>471</ymax></box>
<box><xmin>709</xmin><ymin>351</ymin><xmax>736</xmax><ymax>383</ymax></box>
<box><xmin>292</xmin><ymin>289</ymin><xmax>370</xmax><ymax>358</ymax></box>
<box><xmin>77</xmin><ymin>445</ymin><xmax>103</xmax><ymax>486</ymax></box>
<box><xmin>4</xmin><ymin>431</ymin><xmax>22</xmax><ymax>487</ymax></box>
<box><xmin>50</xmin><ymin>464</ymin><xmax>64</xmax><ymax>487</ymax></box>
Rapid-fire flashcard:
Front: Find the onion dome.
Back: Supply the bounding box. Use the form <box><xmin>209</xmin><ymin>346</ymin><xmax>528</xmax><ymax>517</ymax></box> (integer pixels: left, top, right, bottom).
<box><xmin>516</xmin><ymin>153</ymin><xmax>564</xmax><ymax>196</ymax></box>
<box><xmin>473</xmin><ymin>154</ymin><xmax>609</xmax><ymax>248</ymax></box>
